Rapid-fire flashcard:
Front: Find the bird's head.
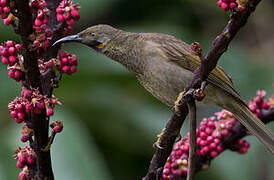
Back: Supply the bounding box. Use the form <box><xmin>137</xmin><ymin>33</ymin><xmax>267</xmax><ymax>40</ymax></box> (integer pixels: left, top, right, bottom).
<box><xmin>52</xmin><ymin>24</ymin><xmax>120</xmax><ymax>53</ymax></box>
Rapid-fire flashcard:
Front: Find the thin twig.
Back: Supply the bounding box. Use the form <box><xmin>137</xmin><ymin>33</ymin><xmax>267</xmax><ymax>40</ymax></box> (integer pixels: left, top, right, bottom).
<box><xmin>186</xmin><ymin>95</ymin><xmax>197</xmax><ymax>180</ymax></box>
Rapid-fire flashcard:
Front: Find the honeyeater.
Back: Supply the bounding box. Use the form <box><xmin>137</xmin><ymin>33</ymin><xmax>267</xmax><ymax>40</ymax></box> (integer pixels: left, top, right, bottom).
<box><xmin>53</xmin><ymin>24</ymin><xmax>274</xmax><ymax>154</ymax></box>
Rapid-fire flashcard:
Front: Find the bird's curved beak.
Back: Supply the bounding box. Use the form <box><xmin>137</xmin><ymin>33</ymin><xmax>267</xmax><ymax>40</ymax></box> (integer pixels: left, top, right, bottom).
<box><xmin>52</xmin><ymin>35</ymin><xmax>83</xmax><ymax>47</ymax></box>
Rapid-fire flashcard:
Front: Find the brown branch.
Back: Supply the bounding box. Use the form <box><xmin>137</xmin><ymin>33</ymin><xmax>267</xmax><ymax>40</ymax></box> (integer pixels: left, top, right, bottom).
<box><xmin>143</xmin><ymin>0</ymin><xmax>263</xmax><ymax>179</ymax></box>
<box><xmin>186</xmin><ymin>95</ymin><xmax>197</xmax><ymax>180</ymax></box>
<box><xmin>14</xmin><ymin>0</ymin><xmax>62</xmax><ymax>179</ymax></box>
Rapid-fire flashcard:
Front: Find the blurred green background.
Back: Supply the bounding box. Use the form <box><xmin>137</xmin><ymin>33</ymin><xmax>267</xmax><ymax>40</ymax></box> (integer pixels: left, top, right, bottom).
<box><xmin>0</xmin><ymin>0</ymin><xmax>274</xmax><ymax>179</ymax></box>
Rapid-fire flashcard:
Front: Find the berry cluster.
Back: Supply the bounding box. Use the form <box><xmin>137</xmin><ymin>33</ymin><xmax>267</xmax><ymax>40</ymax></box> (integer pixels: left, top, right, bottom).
<box><xmin>14</xmin><ymin>146</ymin><xmax>36</xmax><ymax>180</ymax></box>
<box><xmin>162</xmin><ymin>110</ymin><xmax>241</xmax><ymax>179</ymax></box>
<box><xmin>162</xmin><ymin>91</ymin><xmax>272</xmax><ymax>179</ymax></box>
<box><xmin>0</xmin><ymin>40</ymin><xmax>21</xmax><ymax>66</ymax></box>
<box><xmin>217</xmin><ymin>0</ymin><xmax>246</xmax><ymax>12</ymax></box>
<box><xmin>56</xmin><ymin>0</ymin><xmax>80</xmax><ymax>35</ymax></box>
<box><xmin>249</xmin><ymin>90</ymin><xmax>270</xmax><ymax>118</ymax></box>
<box><xmin>0</xmin><ymin>40</ymin><xmax>24</xmax><ymax>81</ymax></box>
<box><xmin>30</xmin><ymin>0</ymin><xmax>53</xmax><ymax>52</ymax></box>
<box><xmin>8</xmin><ymin>88</ymin><xmax>61</xmax><ymax>124</ymax></box>
<box><xmin>59</xmin><ymin>51</ymin><xmax>78</xmax><ymax>75</ymax></box>
<box><xmin>18</xmin><ymin>167</ymin><xmax>29</xmax><ymax>180</ymax></box>
<box><xmin>0</xmin><ymin>0</ymin><xmax>16</xmax><ymax>25</ymax></box>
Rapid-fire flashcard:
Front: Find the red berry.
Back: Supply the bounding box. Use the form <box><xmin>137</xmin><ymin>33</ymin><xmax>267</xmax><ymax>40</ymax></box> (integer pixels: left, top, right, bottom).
<box><xmin>15</xmin><ymin>118</ymin><xmax>23</xmax><ymax>124</ymax></box>
<box><xmin>10</xmin><ymin>111</ymin><xmax>18</xmax><ymax>118</ymax></box>
<box><xmin>9</xmin><ymin>55</ymin><xmax>17</xmax><ymax>65</ymax></box>
<box><xmin>221</xmin><ymin>3</ymin><xmax>229</xmax><ymax>11</ymax></box>
<box><xmin>34</xmin><ymin>19</ymin><xmax>42</xmax><ymax>26</ymax></box>
<box><xmin>14</xmin><ymin>70</ymin><xmax>22</xmax><ymax>79</ymax></box>
<box><xmin>6</xmin><ymin>40</ymin><xmax>14</xmax><ymax>47</ymax></box>
<box><xmin>1</xmin><ymin>56</ymin><xmax>9</xmax><ymax>64</ymax></box>
<box><xmin>27</xmin><ymin>157</ymin><xmax>34</xmax><ymax>165</ymax></box>
<box><xmin>46</xmin><ymin>108</ymin><xmax>54</xmax><ymax>116</ymax></box>
<box><xmin>210</xmin><ymin>151</ymin><xmax>218</xmax><ymax>158</ymax></box>
<box><xmin>53</xmin><ymin>126</ymin><xmax>63</xmax><ymax>133</ymax></box>
<box><xmin>230</xmin><ymin>2</ymin><xmax>236</xmax><ymax>9</ymax></box>
<box><xmin>8</xmin><ymin>47</ymin><xmax>16</xmax><ymax>54</ymax></box>
<box><xmin>17</xmin><ymin>112</ymin><xmax>25</xmax><ymax>119</ymax></box>
<box><xmin>21</xmin><ymin>134</ymin><xmax>29</xmax><ymax>143</ymax></box>
<box><xmin>70</xmin><ymin>66</ymin><xmax>77</xmax><ymax>73</ymax></box>
<box><xmin>8</xmin><ymin>70</ymin><xmax>15</xmax><ymax>78</ymax></box>
<box><xmin>16</xmin><ymin>161</ymin><xmax>24</xmax><ymax>169</ymax></box>
<box><xmin>62</xmin><ymin>65</ymin><xmax>70</xmax><ymax>73</ymax></box>
<box><xmin>4</xmin><ymin>18</ymin><xmax>11</xmax><ymax>25</ymax></box>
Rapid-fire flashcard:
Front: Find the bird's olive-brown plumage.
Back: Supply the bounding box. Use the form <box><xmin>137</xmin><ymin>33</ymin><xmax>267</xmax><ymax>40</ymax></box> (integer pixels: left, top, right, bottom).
<box><xmin>53</xmin><ymin>24</ymin><xmax>274</xmax><ymax>154</ymax></box>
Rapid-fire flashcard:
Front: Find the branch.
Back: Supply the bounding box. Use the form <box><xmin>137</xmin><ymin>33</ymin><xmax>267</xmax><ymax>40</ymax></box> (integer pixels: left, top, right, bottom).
<box><xmin>186</xmin><ymin>96</ymin><xmax>197</xmax><ymax>180</ymax></box>
<box><xmin>143</xmin><ymin>0</ymin><xmax>262</xmax><ymax>179</ymax></box>
<box><xmin>14</xmin><ymin>1</ymin><xmax>61</xmax><ymax>179</ymax></box>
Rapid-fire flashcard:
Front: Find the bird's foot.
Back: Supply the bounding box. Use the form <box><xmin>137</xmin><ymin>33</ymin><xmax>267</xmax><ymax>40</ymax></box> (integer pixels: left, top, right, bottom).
<box><xmin>193</xmin><ymin>81</ymin><xmax>207</xmax><ymax>101</ymax></box>
<box><xmin>153</xmin><ymin>128</ymin><xmax>166</xmax><ymax>149</ymax></box>
<box><xmin>174</xmin><ymin>91</ymin><xmax>185</xmax><ymax>115</ymax></box>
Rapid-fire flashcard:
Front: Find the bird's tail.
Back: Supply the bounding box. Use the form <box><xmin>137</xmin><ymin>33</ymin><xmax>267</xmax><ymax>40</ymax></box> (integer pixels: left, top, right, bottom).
<box><xmin>227</xmin><ymin>101</ymin><xmax>274</xmax><ymax>154</ymax></box>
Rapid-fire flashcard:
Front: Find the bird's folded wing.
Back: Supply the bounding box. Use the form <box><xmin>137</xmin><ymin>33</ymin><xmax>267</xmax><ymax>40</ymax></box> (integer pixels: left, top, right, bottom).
<box><xmin>148</xmin><ymin>34</ymin><xmax>243</xmax><ymax>102</ymax></box>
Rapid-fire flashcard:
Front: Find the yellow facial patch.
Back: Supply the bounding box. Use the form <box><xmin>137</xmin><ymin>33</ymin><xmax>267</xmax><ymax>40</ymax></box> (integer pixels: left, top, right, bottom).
<box><xmin>96</xmin><ymin>43</ymin><xmax>104</xmax><ymax>49</ymax></box>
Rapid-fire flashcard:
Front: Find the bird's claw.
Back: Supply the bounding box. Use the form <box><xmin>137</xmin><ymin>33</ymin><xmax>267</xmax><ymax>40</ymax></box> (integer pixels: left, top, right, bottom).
<box><xmin>153</xmin><ymin>128</ymin><xmax>166</xmax><ymax>149</ymax></box>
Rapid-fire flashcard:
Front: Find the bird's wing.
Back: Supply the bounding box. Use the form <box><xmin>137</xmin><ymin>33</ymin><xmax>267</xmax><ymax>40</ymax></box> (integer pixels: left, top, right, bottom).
<box><xmin>146</xmin><ymin>33</ymin><xmax>242</xmax><ymax>101</ymax></box>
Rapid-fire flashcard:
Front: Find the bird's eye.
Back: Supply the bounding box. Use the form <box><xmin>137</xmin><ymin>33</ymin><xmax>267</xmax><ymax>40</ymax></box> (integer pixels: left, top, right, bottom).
<box><xmin>91</xmin><ymin>32</ymin><xmax>96</xmax><ymax>37</ymax></box>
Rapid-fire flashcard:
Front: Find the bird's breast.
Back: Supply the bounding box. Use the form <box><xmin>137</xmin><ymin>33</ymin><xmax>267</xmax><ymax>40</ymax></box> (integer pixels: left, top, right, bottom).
<box><xmin>136</xmin><ymin>57</ymin><xmax>195</xmax><ymax>106</ymax></box>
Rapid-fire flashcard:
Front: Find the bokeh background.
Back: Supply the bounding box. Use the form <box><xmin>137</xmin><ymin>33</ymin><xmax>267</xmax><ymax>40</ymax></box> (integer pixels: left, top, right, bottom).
<box><xmin>0</xmin><ymin>0</ymin><xmax>274</xmax><ymax>179</ymax></box>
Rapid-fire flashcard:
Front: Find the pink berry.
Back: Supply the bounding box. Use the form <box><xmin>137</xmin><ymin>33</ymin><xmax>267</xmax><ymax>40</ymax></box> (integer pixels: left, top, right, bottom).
<box><xmin>56</xmin><ymin>7</ymin><xmax>63</xmax><ymax>13</ymax></box>
<box><xmin>16</xmin><ymin>161</ymin><xmax>24</xmax><ymax>169</ymax></box>
<box><xmin>25</xmin><ymin>104</ymin><xmax>32</xmax><ymax>113</ymax></box>
<box><xmin>27</xmin><ymin>157</ymin><xmax>34</xmax><ymax>165</ymax></box>
<box><xmin>15</xmin><ymin>118</ymin><xmax>23</xmax><ymax>124</ymax></box>
<box><xmin>8</xmin><ymin>47</ymin><xmax>16</xmax><ymax>54</ymax></box>
<box><xmin>10</xmin><ymin>111</ymin><xmax>18</xmax><ymax>118</ymax></box>
<box><xmin>61</xmin><ymin>57</ymin><xmax>68</xmax><ymax>65</ymax></box>
<box><xmin>221</xmin><ymin>3</ymin><xmax>229</xmax><ymax>11</ymax></box>
<box><xmin>230</xmin><ymin>2</ymin><xmax>236</xmax><ymax>9</ymax></box>
<box><xmin>46</xmin><ymin>108</ymin><xmax>54</xmax><ymax>116</ymax></box>
<box><xmin>17</xmin><ymin>112</ymin><xmax>25</xmax><ymax>119</ymax></box>
<box><xmin>21</xmin><ymin>134</ymin><xmax>29</xmax><ymax>143</ymax></box>
<box><xmin>221</xmin><ymin>129</ymin><xmax>229</xmax><ymax>137</ymax></box>
<box><xmin>210</xmin><ymin>151</ymin><xmax>218</xmax><ymax>158</ymax></box>
<box><xmin>8</xmin><ymin>70</ymin><xmax>15</xmax><ymax>78</ymax></box>
<box><xmin>34</xmin><ymin>19</ymin><xmax>42</xmax><ymax>26</ymax></box>
<box><xmin>1</xmin><ymin>56</ymin><xmax>9</xmax><ymax>64</ymax></box>
<box><xmin>15</xmin><ymin>44</ymin><xmax>22</xmax><ymax>50</ymax></box>
<box><xmin>66</xmin><ymin>19</ymin><xmax>74</xmax><ymax>26</ymax></box>
<box><xmin>70</xmin><ymin>66</ymin><xmax>77</xmax><ymax>73</ymax></box>
<box><xmin>217</xmin><ymin>0</ymin><xmax>222</xmax><ymax>7</ymax></box>
<box><xmin>9</xmin><ymin>55</ymin><xmax>17</xmax><ymax>65</ymax></box>
<box><xmin>53</xmin><ymin>126</ymin><xmax>63</xmax><ymax>133</ymax></box>
<box><xmin>4</xmin><ymin>18</ymin><xmax>11</xmax><ymax>25</ymax></box>
<box><xmin>62</xmin><ymin>65</ymin><xmax>70</xmax><ymax>73</ymax></box>
<box><xmin>0</xmin><ymin>0</ymin><xmax>7</xmax><ymax>6</ymax></box>
<box><xmin>71</xmin><ymin>9</ymin><xmax>79</xmax><ymax>17</ymax></box>
<box><xmin>216</xmin><ymin>145</ymin><xmax>223</xmax><ymax>152</ymax></box>
<box><xmin>6</xmin><ymin>40</ymin><xmax>14</xmax><ymax>47</ymax></box>
<box><xmin>237</xmin><ymin>5</ymin><xmax>245</xmax><ymax>12</ymax></box>
<box><xmin>57</xmin><ymin>14</ymin><xmax>64</xmax><ymax>22</ymax></box>
<box><xmin>14</xmin><ymin>70</ymin><xmax>22</xmax><ymax>79</ymax></box>
<box><xmin>3</xmin><ymin>6</ymin><xmax>9</xmax><ymax>13</ymax></box>
<box><xmin>37</xmin><ymin>102</ymin><xmax>45</xmax><ymax>109</ymax></box>
<box><xmin>1</xmin><ymin>48</ymin><xmax>9</xmax><ymax>56</ymax></box>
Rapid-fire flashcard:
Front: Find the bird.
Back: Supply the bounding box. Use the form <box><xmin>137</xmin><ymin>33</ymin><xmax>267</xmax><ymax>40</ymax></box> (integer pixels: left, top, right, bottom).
<box><xmin>53</xmin><ymin>24</ymin><xmax>274</xmax><ymax>154</ymax></box>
